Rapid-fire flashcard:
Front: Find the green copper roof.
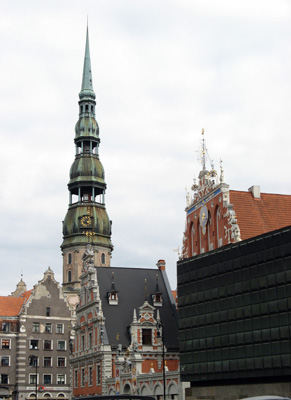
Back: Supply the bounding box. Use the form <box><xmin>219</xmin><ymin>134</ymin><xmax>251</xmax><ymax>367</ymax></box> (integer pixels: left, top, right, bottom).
<box><xmin>62</xmin><ymin>205</ymin><xmax>112</xmax><ymax>249</ymax></box>
<box><xmin>75</xmin><ymin>116</ymin><xmax>99</xmax><ymax>141</ymax></box>
<box><xmin>69</xmin><ymin>156</ymin><xmax>105</xmax><ymax>187</ymax></box>
<box><xmin>79</xmin><ymin>27</ymin><xmax>95</xmax><ymax>100</ymax></box>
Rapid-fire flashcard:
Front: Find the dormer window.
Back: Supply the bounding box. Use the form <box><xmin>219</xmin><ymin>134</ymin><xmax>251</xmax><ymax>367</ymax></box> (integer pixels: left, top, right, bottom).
<box><xmin>152</xmin><ymin>274</ymin><xmax>163</xmax><ymax>306</ymax></box>
<box><xmin>108</xmin><ymin>292</ymin><xmax>118</xmax><ymax>305</ymax></box>
<box><xmin>152</xmin><ymin>293</ymin><xmax>162</xmax><ymax>306</ymax></box>
<box><xmin>108</xmin><ymin>272</ymin><xmax>119</xmax><ymax>305</ymax></box>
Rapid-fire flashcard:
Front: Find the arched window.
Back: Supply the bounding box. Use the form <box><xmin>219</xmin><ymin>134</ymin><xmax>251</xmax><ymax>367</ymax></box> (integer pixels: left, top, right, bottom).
<box><xmin>68</xmin><ymin>270</ymin><xmax>72</xmax><ymax>283</ymax></box>
<box><xmin>101</xmin><ymin>253</ymin><xmax>105</xmax><ymax>264</ymax></box>
<box><xmin>207</xmin><ymin>211</ymin><xmax>212</xmax><ymax>251</ymax></box>
<box><xmin>68</xmin><ymin>253</ymin><xmax>72</xmax><ymax>264</ymax></box>
<box><xmin>123</xmin><ymin>383</ymin><xmax>131</xmax><ymax>394</ymax></box>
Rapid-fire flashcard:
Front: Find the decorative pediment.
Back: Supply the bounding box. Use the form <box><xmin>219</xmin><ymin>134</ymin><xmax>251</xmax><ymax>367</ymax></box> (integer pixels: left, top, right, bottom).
<box><xmin>138</xmin><ymin>301</ymin><xmax>155</xmax><ymax>324</ymax></box>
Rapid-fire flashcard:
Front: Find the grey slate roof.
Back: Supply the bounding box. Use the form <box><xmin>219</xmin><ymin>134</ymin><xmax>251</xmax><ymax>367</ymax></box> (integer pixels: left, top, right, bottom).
<box><xmin>96</xmin><ymin>266</ymin><xmax>179</xmax><ymax>351</ymax></box>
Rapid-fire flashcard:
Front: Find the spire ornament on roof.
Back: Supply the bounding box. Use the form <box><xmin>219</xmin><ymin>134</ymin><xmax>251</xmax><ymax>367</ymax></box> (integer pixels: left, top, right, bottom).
<box><xmin>201</xmin><ymin>128</ymin><xmax>206</xmax><ymax>170</ymax></box>
<box><xmin>220</xmin><ymin>158</ymin><xmax>224</xmax><ymax>183</ymax></box>
<box><xmin>184</xmin><ymin>129</ymin><xmax>221</xmax><ymax>209</ymax></box>
<box><xmin>144</xmin><ymin>279</ymin><xmax>148</xmax><ymax>301</ymax></box>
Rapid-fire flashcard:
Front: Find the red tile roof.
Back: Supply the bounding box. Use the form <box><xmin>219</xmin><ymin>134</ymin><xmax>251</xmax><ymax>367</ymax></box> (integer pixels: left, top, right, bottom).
<box><xmin>0</xmin><ymin>290</ymin><xmax>31</xmax><ymax>317</ymax></box>
<box><xmin>230</xmin><ymin>190</ymin><xmax>291</xmax><ymax>241</ymax></box>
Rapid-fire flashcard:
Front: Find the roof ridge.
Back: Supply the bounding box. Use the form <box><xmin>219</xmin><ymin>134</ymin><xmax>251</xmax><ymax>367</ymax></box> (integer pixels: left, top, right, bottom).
<box><xmin>230</xmin><ymin>189</ymin><xmax>291</xmax><ymax>197</ymax></box>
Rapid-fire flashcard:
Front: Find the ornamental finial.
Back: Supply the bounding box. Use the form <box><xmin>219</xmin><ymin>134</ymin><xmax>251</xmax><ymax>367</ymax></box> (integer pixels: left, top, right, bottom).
<box><xmin>220</xmin><ymin>158</ymin><xmax>224</xmax><ymax>183</ymax></box>
<box><xmin>144</xmin><ymin>279</ymin><xmax>148</xmax><ymax>301</ymax></box>
<box><xmin>201</xmin><ymin>128</ymin><xmax>206</xmax><ymax>170</ymax></box>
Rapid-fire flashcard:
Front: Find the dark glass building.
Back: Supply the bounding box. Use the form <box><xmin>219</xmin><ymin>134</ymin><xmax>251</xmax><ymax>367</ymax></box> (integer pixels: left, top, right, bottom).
<box><xmin>178</xmin><ymin>225</ymin><xmax>291</xmax><ymax>399</ymax></box>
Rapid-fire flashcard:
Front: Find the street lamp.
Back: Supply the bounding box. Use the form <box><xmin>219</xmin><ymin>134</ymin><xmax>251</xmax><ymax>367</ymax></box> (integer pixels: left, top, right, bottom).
<box><xmin>28</xmin><ymin>355</ymin><xmax>38</xmax><ymax>400</ymax></box>
<box><xmin>156</xmin><ymin>320</ymin><xmax>166</xmax><ymax>400</ymax></box>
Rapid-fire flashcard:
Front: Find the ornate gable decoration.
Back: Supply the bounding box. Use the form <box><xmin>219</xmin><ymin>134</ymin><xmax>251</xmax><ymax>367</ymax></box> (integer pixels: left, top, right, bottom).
<box><xmin>138</xmin><ymin>301</ymin><xmax>155</xmax><ymax>324</ymax></box>
<box><xmin>186</xmin><ymin>129</ymin><xmax>221</xmax><ymax>209</ymax></box>
<box><xmin>181</xmin><ymin>129</ymin><xmax>241</xmax><ymax>260</ymax></box>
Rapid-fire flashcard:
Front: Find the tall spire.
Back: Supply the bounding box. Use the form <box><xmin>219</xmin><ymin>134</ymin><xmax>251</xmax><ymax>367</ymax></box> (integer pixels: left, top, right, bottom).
<box><xmin>80</xmin><ymin>26</ymin><xmax>95</xmax><ymax>98</ymax></box>
<box><xmin>61</xmin><ymin>26</ymin><xmax>113</xmax><ymax>292</ymax></box>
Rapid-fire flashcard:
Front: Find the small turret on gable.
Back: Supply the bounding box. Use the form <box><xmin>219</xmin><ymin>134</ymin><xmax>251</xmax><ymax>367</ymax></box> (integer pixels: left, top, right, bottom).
<box><xmin>107</xmin><ymin>272</ymin><xmax>119</xmax><ymax>305</ymax></box>
<box><xmin>152</xmin><ymin>273</ymin><xmax>162</xmax><ymax>307</ymax></box>
<box><xmin>11</xmin><ymin>278</ymin><xmax>27</xmax><ymax>297</ymax></box>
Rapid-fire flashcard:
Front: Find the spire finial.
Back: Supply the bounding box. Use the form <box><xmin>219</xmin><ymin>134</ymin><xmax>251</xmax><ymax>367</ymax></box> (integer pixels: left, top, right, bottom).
<box><xmin>201</xmin><ymin>128</ymin><xmax>206</xmax><ymax>170</ymax></box>
<box><xmin>144</xmin><ymin>279</ymin><xmax>148</xmax><ymax>301</ymax></box>
<box><xmin>80</xmin><ymin>25</ymin><xmax>95</xmax><ymax>98</ymax></box>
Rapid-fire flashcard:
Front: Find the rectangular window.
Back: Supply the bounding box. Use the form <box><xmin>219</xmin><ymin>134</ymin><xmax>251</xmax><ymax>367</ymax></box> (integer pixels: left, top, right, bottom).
<box><xmin>96</xmin><ymin>364</ymin><xmax>101</xmax><ymax>385</ymax></box>
<box><xmin>74</xmin><ymin>369</ymin><xmax>78</xmax><ymax>388</ymax></box>
<box><xmin>89</xmin><ymin>332</ymin><xmax>92</xmax><ymax>349</ymax></box>
<box><xmin>44</xmin><ymin>357</ymin><xmax>52</xmax><ymax>367</ymax></box>
<box><xmin>57</xmin><ymin>340</ymin><xmax>66</xmax><ymax>351</ymax></box>
<box><xmin>57</xmin><ymin>374</ymin><xmax>65</xmax><ymax>385</ymax></box>
<box><xmin>81</xmin><ymin>368</ymin><xmax>85</xmax><ymax>387</ymax></box>
<box><xmin>30</xmin><ymin>339</ymin><xmax>39</xmax><ymax>350</ymax></box>
<box><xmin>81</xmin><ymin>335</ymin><xmax>85</xmax><ymax>351</ymax></box>
<box><xmin>56</xmin><ymin>324</ymin><xmax>64</xmax><ymax>334</ymax></box>
<box><xmin>142</xmin><ymin>329</ymin><xmax>152</xmax><ymax>345</ymax></box>
<box><xmin>32</xmin><ymin>322</ymin><xmax>40</xmax><ymax>333</ymax></box>
<box><xmin>29</xmin><ymin>374</ymin><xmax>38</xmax><ymax>385</ymax></box>
<box><xmin>2</xmin><ymin>323</ymin><xmax>10</xmax><ymax>332</ymax></box>
<box><xmin>44</xmin><ymin>340</ymin><xmax>52</xmax><ymax>350</ymax></box>
<box><xmin>46</xmin><ymin>307</ymin><xmax>50</xmax><ymax>317</ymax></box>
<box><xmin>1</xmin><ymin>339</ymin><xmax>10</xmax><ymax>349</ymax></box>
<box><xmin>45</xmin><ymin>323</ymin><xmax>52</xmax><ymax>333</ymax></box>
<box><xmin>1</xmin><ymin>357</ymin><xmax>9</xmax><ymax>366</ymax></box>
<box><xmin>58</xmin><ymin>357</ymin><xmax>66</xmax><ymax>367</ymax></box>
<box><xmin>89</xmin><ymin>366</ymin><xmax>93</xmax><ymax>386</ymax></box>
<box><xmin>1</xmin><ymin>374</ymin><xmax>9</xmax><ymax>384</ymax></box>
<box><xmin>43</xmin><ymin>375</ymin><xmax>52</xmax><ymax>384</ymax></box>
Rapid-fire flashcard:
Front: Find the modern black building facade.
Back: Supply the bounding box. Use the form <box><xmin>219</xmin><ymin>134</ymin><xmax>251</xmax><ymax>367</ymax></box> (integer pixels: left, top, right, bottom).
<box><xmin>178</xmin><ymin>225</ymin><xmax>291</xmax><ymax>399</ymax></box>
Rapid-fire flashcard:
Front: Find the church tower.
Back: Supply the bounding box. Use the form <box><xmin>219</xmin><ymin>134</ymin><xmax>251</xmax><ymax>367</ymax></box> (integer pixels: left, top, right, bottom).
<box><xmin>61</xmin><ymin>28</ymin><xmax>113</xmax><ymax>291</ymax></box>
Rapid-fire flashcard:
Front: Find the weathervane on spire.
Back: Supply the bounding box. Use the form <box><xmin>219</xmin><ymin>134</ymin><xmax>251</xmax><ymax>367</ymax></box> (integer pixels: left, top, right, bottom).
<box><xmin>201</xmin><ymin>128</ymin><xmax>206</xmax><ymax>170</ymax></box>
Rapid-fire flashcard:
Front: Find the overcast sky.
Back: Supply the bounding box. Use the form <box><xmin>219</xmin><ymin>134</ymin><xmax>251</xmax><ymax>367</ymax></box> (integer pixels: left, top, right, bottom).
<box><xmin>0</xmin><ymin>0</ymin><xmax>291</xmax><ymax>295</ymax></box>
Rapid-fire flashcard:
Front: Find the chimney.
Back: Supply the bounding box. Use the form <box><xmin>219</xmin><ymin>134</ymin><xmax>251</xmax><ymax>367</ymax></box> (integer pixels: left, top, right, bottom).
<box><xmin>156</xmin><ymin>259</ymin><xmax>166</xmax><ymax>271</ymax></box>
<box><xmin>248</xmin><ymin>185</ymin><xmax>260</xmax><ymax>199</ymax></box>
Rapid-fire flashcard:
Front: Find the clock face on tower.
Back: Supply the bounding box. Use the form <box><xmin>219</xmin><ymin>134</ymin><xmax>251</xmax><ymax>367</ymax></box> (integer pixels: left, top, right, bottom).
<box><xmin>80</xmin><ymin>215</ymin><xmax>92</xmax><ymax>228</ymax></box>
